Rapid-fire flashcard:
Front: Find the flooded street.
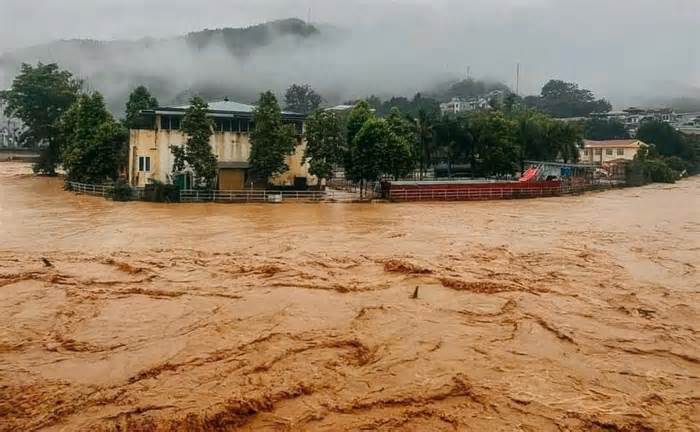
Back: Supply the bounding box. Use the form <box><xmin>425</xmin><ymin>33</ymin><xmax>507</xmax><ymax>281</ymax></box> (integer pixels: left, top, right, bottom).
<box><xmin>1</xmin><ymin>162</ymin><xmax>698</xmax><ymax>431</ymax></box>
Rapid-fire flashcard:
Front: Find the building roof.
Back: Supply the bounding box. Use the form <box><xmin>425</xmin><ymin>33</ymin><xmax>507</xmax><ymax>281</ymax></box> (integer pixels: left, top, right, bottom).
<box><xmin>146</xmin><ymin>99</ymin><xmax>305</xmax><ymax>120</ymax></box>
<box><xmin>583</xmin><ymin>139</ymin><xmax>647</xmax><ymax>149</ymax></box>
<box><xmin>174</xmin><ymin>100</ymin><xmax>256</xmax><ymax>113</ymax></box>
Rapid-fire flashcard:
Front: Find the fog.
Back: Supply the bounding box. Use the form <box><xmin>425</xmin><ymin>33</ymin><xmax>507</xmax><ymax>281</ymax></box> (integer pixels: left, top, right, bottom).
<box><xmin>0</xmin><ymin>0</ymin><xmax>698</xmax><ymax>110</ymax></box>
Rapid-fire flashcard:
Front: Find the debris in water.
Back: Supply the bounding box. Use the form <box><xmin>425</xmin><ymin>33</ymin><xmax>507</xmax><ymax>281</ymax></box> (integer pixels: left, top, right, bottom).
<box><xmin>41</xmin><ymin>257</ymin><xmax>53</xmax><ymax>267</ymax></box>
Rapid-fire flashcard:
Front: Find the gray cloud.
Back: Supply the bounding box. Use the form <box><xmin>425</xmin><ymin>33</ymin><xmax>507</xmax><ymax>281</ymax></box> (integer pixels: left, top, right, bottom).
<box><xmin>0</xmin><ymin>0</ymin><xmax>698</xmax><ymax>108</ymax></box>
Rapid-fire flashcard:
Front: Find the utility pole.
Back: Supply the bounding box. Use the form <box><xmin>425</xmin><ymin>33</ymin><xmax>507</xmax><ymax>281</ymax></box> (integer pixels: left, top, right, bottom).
<box><xmin>516</xmin><ymin>63</ymin><xmax>520</xmax><ymax>96</ymax></box>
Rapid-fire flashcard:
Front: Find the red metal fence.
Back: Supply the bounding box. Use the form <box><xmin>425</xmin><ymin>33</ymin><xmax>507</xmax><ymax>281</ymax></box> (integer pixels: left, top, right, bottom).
<box><xmin>386</xmin><ymin>181</ymin><xmax>611</xmax><ymax>201</ymax></box>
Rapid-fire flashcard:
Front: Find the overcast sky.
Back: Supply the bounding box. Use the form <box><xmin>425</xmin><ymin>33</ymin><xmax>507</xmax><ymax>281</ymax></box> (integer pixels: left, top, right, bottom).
<box><xmin>0</xmin><ymin>0</ymin><xmax>698</xmax><ymax>104</ymax></box>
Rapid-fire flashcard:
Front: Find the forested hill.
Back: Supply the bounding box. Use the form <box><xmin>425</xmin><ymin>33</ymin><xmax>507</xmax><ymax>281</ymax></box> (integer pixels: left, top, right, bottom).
<box><xmin>0</xmin><ymin>19</ymin><xmax>322</xmax><ymax>111</ymax></box>
<box><xmin>183</xmin><ymin>18</ymin><xmax>320</xmax><ymax>56</ymax></box>
<box><xmin>0</xmin><ymin>18</ymin><xmax>320</xmax><ymax>61</ymax></box>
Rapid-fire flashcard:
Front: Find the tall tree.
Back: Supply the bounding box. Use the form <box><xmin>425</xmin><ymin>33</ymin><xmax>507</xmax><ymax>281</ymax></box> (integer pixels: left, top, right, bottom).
<box><xmin>304</xmin><ymin>110</ymin><xmax>345</xmax><ymax>183</ymax></box>
<box><xmin>346</xmin><ymin>101</ymin><xmax>373</xmax><ymax>145</ymax></box>
<box><xmin>172</xmin><ymin>96</ymin><xmax>218</xmax><ymax>189</ymax></box>
<box><xmin>545</xmin><ymin>121</ymin><xmax>582</xmax><ymax>163</ymax></box>
<box><xmin>384</xmin><ymin>108</ymin><xmax>415</xmax><ymax>179</ymax></box>
<box><xmin>526</xmin><ymin>80</ymin><xmax>611</xmax><ymax>118</ymax></box>
<box><xmin>415</xmin><ymin>109</ymin><xmax>436</xmax><ymax>178</ymax></box>
<box><xmin>249</xmin><ymin>91</ymin><xmax>298</xmax><ymax>184</ymax></box>
<box><xmin>636</xmin><ymin>121</ymin><xmax>693</xmax><ymax>160</ymax></box>
<box><xmin>344</xmin><ymin>101</ymin><xmax>375</xmax><ymax>189</ymax></box>
<box><xmin>470</xmin><ymin>111</ymin><xmax>519</xmax><ymax>176</ymax></box>
<box><xmin>0</xmin><ymin>63</ymin><xmax>81</xmax><ymax>174</ymax></box>
<box><xmin>61</xmin><ymin>92</ymin><xmax>126</xmax><ymax>183</ymax></box>
<box><xmin>346</xmin><ymin>118</ymin><xmax>387</xmax><ymax>195</ymax></box>
<box><xmin>284</xmin><ymin>84</ymin><xmax>323</xmax><ymax>114</ymax></box>
<box><xmin>124</xmin><ymin>86</ymin><xmax>159</xmax><ymax>129</ymax></box>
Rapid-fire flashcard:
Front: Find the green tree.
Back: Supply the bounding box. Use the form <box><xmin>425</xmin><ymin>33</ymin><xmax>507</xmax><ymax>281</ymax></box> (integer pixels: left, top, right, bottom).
<box><xmin>284</xmin><ymin>84</ymin><xmax>323</xmax><ymax>114</ymax></box>
<box><xmin>636</xmin><ymin>121</ymin><xmax>693</xmax><ymax>160</ymax></box>
<box><xmin>172</xmin><ymin>96</ymin><xmax>218</xmax><ymax>189</ymax></box>
<box><xmin>545</xmin><ymin>121</ymin><xmax>582</xmax><ymax>163</ymax></box>
<box><xmin>415</xmin><ymin>109</ymin><xmax>437</xmax><ymax>178</ymax></box>
<box><xmin>583</xmin><ymin>118</ymin><xmax>629</xmax><ymax>140</ymax></box>
<box><xmin>304</xmin><ymin>110</ymin><xmax>345</xmax><ymax>183</ymax></box>
<box><xmin>343</xmin><ymin>101</ymin><xmax>375</xmax><ymax>192</ymax></box>
<box><xmin>124</xmin><ymin>86</ymin><xmax>159</xmax><ymax>129</ymax></box>
<box><xmin>249</xmin><ymin>91</ymin><xmax>298</xmax><ymax>184</ymax></box>
<box><xmin>346</xmin><ymin>101</ymin><xmax>373</xmax><ymax>145</ymax></box>
<box><xmin>514</xmin><ymin>110</ymin><xmax>546</xmax><ymax>172</ymax></box>
<box><xmin>0</xmin><ymin>63</ymin><xmax>81</xmax><ymax>174</ymax></box>
<box><xmin>470</xmin><ymin>111</ymin><xmax>519</xmax><ymax>176</ymax></box>
<box><xmin>434</xmin><ymin>115</ymin><xmax>474</xmax><ymax>177</ymax></box>
<box><xmin>526</xmin><ymin>80</ymin><xmax>611</xmax><ymax>118</ymax></box>
<box><xmin>346</xmin><ymin>117</ymin><xmax>386</xmax><ymax>195</ymax></box>
<box><xmin>61</xmin><ymin>92</ymin><xmax>126</xmax><ymax>183</ymax></box>
<box><xmin>384</xmin><ymin>108</ymin><xmax>415</xmax><ymax>179</ymax></box>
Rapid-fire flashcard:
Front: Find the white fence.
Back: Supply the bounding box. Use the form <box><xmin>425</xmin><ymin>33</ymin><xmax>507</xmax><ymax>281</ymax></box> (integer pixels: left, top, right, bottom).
<box><xmin>66</xmin><ymin>182</ymin><xmax>114</xmax><ymax>197</ymax></box>
<box><xmin>179</xmin><ymin>189</ymin><xmax>360</xmax><ymax>203</ymax></box>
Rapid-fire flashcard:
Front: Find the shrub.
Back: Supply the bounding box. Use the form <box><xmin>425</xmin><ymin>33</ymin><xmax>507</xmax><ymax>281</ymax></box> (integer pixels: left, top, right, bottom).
<box><xmin>644</xmin><ymin>159</ymin><xmax>679</xmax><ymax>184</ymax></box>
<box><xmin>626</xmin><ymin>158</ymin><xmax>680</xmax><ymax>185</ymax></box>
<box><xmin>143</xmin><ymin>180</ymin><xmax>180</xmax><ymax>202</ymax></box>
<box><xmin>110</xmin><ymin>179</ymin><xmax>134</xmax><ymax>201</ymax></box>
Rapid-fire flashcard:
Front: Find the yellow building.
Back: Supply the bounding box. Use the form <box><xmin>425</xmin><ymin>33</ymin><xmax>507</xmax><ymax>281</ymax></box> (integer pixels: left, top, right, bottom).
<box><xmin>128</xmin><ymin>100</ymin><xmax>314</xmax><ymax>190</ymax></box>
<box><xmin>580</xmin><ymin>139</ymin><xmax>648</xmax><ymax>164</ymax></box>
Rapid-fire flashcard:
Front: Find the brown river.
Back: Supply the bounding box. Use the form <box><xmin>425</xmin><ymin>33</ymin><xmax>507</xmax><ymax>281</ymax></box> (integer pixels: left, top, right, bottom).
<box><xmin>0</xmin><ymin>162</ymin><xmax>698</xmax><ymax>431</ymax></box>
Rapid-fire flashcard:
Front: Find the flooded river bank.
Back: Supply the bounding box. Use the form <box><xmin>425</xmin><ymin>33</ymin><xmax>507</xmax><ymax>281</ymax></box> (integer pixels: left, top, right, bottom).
<box><xmin>1</xmin><ymin>162</ymin><xmax>698</xmax><ymax>431</ymax></box>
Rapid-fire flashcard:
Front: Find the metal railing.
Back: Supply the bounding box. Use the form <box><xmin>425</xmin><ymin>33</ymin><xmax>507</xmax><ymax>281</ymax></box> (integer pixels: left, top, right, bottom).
<box><xmin>388</xmin><ymin>186</ymin><xmax>561</xmax><ymax>201</ymax></box>
<box><xmin>66</xmin><ymin>181</ymin><xmax>145</xmax><ymax>200</ymax></box>
<box><xmin>387</xmin><ymin>183</ymin><xmax>619</xmax><ymax>202</ymax></box>
<box><xmin>179</xmin><ymin>189</ymin><xmax>362</xmax><ymax>203</ymax></box>
<box><xmin>66</xmin><ymin>181</ymin><xmax>114</xmax><ymax>197</ymax></box>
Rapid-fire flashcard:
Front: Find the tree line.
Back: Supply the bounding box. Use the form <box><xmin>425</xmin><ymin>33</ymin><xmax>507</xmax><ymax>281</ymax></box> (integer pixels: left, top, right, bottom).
<box><xmin>303</xmin><ymin>100</ymin><xmax>583</xmax><ymax>195</ymax></box>
<box><xmin>2</xmin><ymin>62</ymin><xmax>696</xmax><ymax>191</ymax></box>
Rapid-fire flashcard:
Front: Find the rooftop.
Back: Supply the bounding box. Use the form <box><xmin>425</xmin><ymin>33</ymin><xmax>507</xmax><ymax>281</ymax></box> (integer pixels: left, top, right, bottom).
<box><xmin>583</xmin><ymin>139</ymin><xmax>647</xmax><ymax>148</ymax></box>
<box><xmin>149</xmin><ymin>99</ymin><xmax>305</xmax><ymax>119</ymax></box>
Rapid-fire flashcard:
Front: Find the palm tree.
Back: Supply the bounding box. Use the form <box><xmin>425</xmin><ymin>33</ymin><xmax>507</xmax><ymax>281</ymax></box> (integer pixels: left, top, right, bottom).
<box><xmin>416</xmin><ymin>109</ymin><xmax>435</xmax><ymax>179</ymax></box>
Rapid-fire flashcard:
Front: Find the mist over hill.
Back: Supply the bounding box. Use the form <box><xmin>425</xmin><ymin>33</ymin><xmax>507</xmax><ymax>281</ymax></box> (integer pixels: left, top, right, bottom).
<box><xmin>1</xmin><ymin>8</ymin><xmax>698</xmax><ymax>115</ymax></box>
<box><xmin>0</xmin><ymin>19</ymin><xmax>331</xmax><ymax>112</ymax></box>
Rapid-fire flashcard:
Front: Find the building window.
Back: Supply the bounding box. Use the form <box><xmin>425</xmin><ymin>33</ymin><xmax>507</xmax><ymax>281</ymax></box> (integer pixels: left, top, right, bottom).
<box><xmin>617</xmin><ymin>148</ymin><xmax>624</xmax><ymax>156</ymax></box>
<box><xmin>606</xmin><ymin>149</ymin><xmax>613</xmax><ymax>155</ymax></box>
<box><xmin>583</xmin><ymin>149</ymin><xmax>590</xmax><ymax>156</ymax></box>
<box><xmin>595</xmin><ymin>149</ymin><xmax>602</xmax><ymax>155</ymax></box>
<box><xmin>138</xmin><ymin>156</ymin><xmax>151</xmax><ymax>172</ymax></box>
<box><xmin>239</xmin><ymin>119</ymin><xmax>250</xmax><ymax>132</ymax></box>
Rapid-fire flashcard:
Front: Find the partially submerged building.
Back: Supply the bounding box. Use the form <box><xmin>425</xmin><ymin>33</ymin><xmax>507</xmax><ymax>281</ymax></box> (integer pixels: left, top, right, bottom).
<box><xmin>128</xmin><ymin>100</ymin><xmax>312</xmax><ymax>190</ymax></box>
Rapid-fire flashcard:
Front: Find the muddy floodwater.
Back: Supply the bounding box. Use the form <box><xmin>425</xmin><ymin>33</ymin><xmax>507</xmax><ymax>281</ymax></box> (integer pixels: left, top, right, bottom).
<box><xmin>0</xmin><ymin>162</ymin><xmax>698</xmax><ymax>431</ymax></box>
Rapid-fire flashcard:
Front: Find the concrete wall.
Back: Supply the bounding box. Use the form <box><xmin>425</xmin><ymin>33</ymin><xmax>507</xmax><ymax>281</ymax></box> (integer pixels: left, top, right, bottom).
<box><xmin>129</xmin><ymin>116</ymin><xmax>314</xmax><ymax>188</ymax></box>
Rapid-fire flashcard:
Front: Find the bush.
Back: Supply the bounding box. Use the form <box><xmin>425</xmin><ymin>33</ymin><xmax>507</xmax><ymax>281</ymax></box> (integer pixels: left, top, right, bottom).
<box><xmin>110</xmin><ymin>179</ymin><xmax>134</xmax><ymax>201</ymax></box>
<box><xmin>143</xmin><ymin>180</ymin><xmax>180</xmax><ymax>202</ymax></box>
<box><xmin>626</xmin><ymin>158</ymin><xmax>680</xmax><ymax>185</ymax></box>
<box><xmin>662</xmin><ymin>156</ymin><xmax>690</xmax><ymax>175</ymax></box>
<box><xmin>644</xmin><ymin>159</ymin><xmax>679</xmax><ymax>184</ymax></box>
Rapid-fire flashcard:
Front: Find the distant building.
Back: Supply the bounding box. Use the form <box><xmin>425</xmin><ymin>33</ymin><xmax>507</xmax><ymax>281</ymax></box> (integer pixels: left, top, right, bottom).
<box><xmin>580</xmin><ymin>139</ymin><xmax>648</xmax><ymax>164</ymax></box>
<box><xmin>591</xmin><ymin>107</ymin><xmax>683</xmax><ymax>137</ymax></box>
<box><xmin>439</xmin><ymin>90</ymin><xmax>505</xmax><ymax>116</ymax></box>
<box><xmin>0</xmin><ymin>100</ymin><xmax>23</xmax><ymax>149</ymax></box>
<box><xmin>128</xmin><ymin>100</ymin><xmax>313</xmax><ymax>190</ymax></box>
